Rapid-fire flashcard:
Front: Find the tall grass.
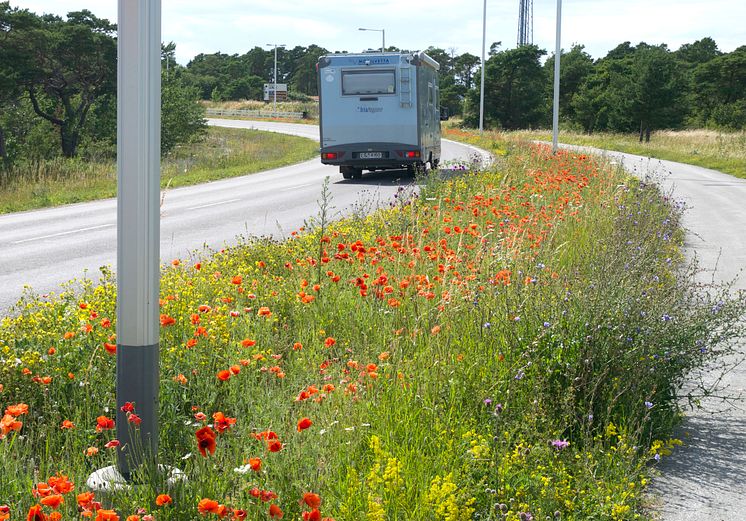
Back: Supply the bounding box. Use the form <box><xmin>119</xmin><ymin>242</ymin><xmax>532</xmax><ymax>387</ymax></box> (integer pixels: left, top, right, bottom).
<box><xmin>0</xmin><ymin>127</ymin><xmax>318</xmax><ymax>213</ymax></box>
<box><xmin>203</xmin><ymin>100</ymin><xmax>319</xmax><ymax>122</ymax></box>
<box><xmin>0</xmin><ymin>136</ymin><xmax>743</xmax><ymax>520</ymax></box>
<box><xmin>507</xmin><ymin>128</ymin><xmax>746</xmax><ymax>179</ymax></box>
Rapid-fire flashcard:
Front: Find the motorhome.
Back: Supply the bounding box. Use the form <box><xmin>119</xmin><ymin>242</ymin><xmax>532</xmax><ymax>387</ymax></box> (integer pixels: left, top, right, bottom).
<box><xmin>318</xmin><ymin>51</ymin><xmax>441</xmax><ymax>179</ymax></box>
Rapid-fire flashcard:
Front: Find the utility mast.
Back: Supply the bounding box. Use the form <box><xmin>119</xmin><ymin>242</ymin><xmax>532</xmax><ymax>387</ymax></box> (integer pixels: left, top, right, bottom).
<box><xmin>517</xmin><ymin>0</ymin><xmax>533</xmax><ymax>46</ymax></box>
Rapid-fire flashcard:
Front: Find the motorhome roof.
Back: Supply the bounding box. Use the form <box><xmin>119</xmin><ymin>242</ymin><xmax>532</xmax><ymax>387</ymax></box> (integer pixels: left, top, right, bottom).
<box><xmin>320</xmin><ymin>51</ymin><xmax>440</xmax><ymax>70</ymax></box>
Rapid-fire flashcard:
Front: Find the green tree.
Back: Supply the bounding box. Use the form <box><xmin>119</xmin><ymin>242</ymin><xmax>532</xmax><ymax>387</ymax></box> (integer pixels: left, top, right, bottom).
<box><xmin>161</xmin><ymin>71</ymin><xmax>207</xmax><ymax>154</ymax></box>
<box><xmin>544</xmin><ymin>44</ymin><xmax>594</xmax><ymax>123</ymax></box>
<box><xmin>465</xmin><ymin>45</ymin><xmax>548</xmax><ymax>129</ymax></box>
<box><xmin>12</xmin><ymin>9</ymin><xmax>117</xmax><ymax>157</ymax></box>
<box><xmin>453</xmin><ymin>53</ymin><xmax>480</xmax><ymax>89</ymax></box>
<box><xmin>691</xmin><ymin>46</ymin><xmax>746</xmax><ymax>129</ymax></box>
<box><xmin>630</xmin><ymin>45</ymin><xmax>686</xmax><ymax>141</ymax></box>
<box><xmin>675</xmin><ymin>37</ymin><xmax>721</xmax><ymax>69</ymax></box>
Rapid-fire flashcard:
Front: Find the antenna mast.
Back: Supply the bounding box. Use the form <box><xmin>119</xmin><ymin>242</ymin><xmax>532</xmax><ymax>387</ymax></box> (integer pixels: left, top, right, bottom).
<box><xmin>517</xmin><ymin>0</ymin><xmax>533</xmax><ymax>46</ymax></box>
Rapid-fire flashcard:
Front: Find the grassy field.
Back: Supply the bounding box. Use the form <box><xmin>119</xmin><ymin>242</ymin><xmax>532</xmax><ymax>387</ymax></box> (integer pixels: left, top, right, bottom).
<box><xmin>203</xmin><ymin>100</ymin><xmax>319</xmax><ymax>125</ymax></box>
<box><xmin>1</xmin><ymin>132</ymin><xmax>744</xmax><ymax>520</ymax></box>
<box><xmin>508</xmin><ymin>129</ymin><xmax>746</xmax><ymax>179</ymax></box>
<box><xmin>0</xmin><ymin>126</ymin><xmax>319</xmax><ymax>214</ymax></box>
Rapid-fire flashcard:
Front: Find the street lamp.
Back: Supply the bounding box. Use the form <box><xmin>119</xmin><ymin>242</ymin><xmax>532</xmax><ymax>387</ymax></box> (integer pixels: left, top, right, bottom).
<box><xmin>266</xmin><ymin>43</ymin><xmax>285</xmax><ymax>114</ymax></box>
<box><xmin>358</xmin><ymin>27</ymin><xmax>385</xmax><ymax>53</ymax></box>
<box><xmin>479</xmin><ymin>0</ymin><xmax>486</xmax><ymax>134</ymax></box>
<box><xmin>552</xmin><ymin>0</ymin><xmax>562</xmax><ymax>153</ymax></box>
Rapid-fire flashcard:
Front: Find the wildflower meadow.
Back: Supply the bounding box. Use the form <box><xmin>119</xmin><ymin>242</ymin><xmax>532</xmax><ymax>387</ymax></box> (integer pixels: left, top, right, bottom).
<box><xmin>1</xmin><ymin>136</ymin><xmax>743</xmax><ymax>521</ymax></box>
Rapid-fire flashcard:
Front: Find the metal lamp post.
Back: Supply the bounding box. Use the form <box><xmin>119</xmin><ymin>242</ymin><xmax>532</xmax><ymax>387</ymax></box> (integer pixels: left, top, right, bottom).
<box><xmin>358</xmin><ymin>27</ymin><xmax>385</xmax><ymax>53</ymax></box>
<box><xmin>115</xmin><ymin>0</ymin><xmax>161</xmax><ymax>480</ymax></box>
<box><xmin>479</xmin><ymin>0</ymin><xmax>486</xmax><ymax>134</ymax></box>
<box><xmin>552</xmin><ymin>0</ymin><xmax>562</xmax><ymax>153</ymax></box>
<box><xmin>266</xmin><ymin>43</ymin><xmax>285</xmax><ymax>115</ymax></box>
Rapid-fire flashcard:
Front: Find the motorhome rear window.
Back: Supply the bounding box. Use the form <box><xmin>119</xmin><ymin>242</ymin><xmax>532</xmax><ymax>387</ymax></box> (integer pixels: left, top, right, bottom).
<box><xmin>342</xmin><ymin>70</ymin><xmax>396</xmax><ymax>95</ymax></box>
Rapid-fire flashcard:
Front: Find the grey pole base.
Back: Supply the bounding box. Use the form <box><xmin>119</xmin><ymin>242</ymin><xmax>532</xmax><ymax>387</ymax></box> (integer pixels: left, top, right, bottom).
<box><xmin>116</xmin><ymin>343</ymin><xmax>159</xmax><ymax>479</ymax></box>
<box><xmin>87</xmin><ymin>465</ymin><xmax>186</xmax><ymax>492</ymax></box>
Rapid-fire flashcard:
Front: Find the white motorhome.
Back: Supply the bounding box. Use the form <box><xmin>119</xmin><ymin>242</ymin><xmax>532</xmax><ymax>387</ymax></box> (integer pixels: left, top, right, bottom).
<box><xmin>317</xmin><ymin>51</ymin><xmax>441</xmax><ymax>179</ymax></box>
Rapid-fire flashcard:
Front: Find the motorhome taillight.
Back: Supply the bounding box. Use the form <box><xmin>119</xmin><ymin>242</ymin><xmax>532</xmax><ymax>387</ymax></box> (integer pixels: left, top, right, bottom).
<box><xmin>322</xmin><ymin>152</ymin><xmax>338</xmax><ymax>160</ymax></box>
<box><xmin>405</xmin><ymin>151</ymin><xmax>420</xmax><ymax>159</ymax></box>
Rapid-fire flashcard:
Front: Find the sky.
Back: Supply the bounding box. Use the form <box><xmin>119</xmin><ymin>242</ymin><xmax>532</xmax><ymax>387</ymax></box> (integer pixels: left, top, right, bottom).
<box><xmin>12</xmin><ymin>0</ymin><xmax>746</xmax><ymax>66</ymax></box>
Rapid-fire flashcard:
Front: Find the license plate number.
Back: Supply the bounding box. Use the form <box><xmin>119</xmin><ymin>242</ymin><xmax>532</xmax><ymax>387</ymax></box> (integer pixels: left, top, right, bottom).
<box><xmin>359</xmin><ymin>152</ymin><xmax>383</xmax><ymax>159</ymax></box>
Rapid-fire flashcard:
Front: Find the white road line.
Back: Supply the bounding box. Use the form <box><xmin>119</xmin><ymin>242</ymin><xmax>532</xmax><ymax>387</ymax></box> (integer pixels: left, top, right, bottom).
<box><xmin>186</xmin><ymin>198</ymin><xmax>241</xmax><ymax>210</ymax></box>
<box><xmin>12</xmin><ymin>224</ymin><xmax>115</xmax><ymax>244</ymax></box>
<box><xmin>280</xmin><ymin>183</ymin><xmax>314</xmax><ymax>192</ymax></box>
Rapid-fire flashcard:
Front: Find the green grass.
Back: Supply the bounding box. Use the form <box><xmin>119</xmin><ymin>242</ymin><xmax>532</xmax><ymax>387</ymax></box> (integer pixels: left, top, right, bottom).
<box><xmin>0</xmin><ymin>126</ymin><xmax>319</xmax><ymax>214</ymax></box>
<box><xmin>509</xmin><ymin>128</ymin><xmax>746</xmax><ymax>179</ymax></box>
<box><xmin>1</xmin><ymin>133</ymin><xmax>744</xmax><ymax>520</ymax></box>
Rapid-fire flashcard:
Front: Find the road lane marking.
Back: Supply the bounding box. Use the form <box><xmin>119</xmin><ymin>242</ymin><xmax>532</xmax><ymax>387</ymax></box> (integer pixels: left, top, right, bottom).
<box><xmin>281</xmin><ymin>183</ymin><xmax>314</xmax><ymax>192</ymax></box>
<box><xmin>12</xmin><ymin>224</ymin><xmax>115</xmax><ymax>244</ymax></box>
<box><xmin>186</xmin><ymin>198</ymin><xmax>241</xmax><ymax>210</ymax></box>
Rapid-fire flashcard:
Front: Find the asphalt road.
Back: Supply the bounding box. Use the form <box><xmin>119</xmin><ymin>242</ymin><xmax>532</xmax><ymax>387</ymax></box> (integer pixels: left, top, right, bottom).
<box><xmin>0</xmin><ymin>119</ymin><xmax>489</xmax><ymax>315</ymax></box>
<box><xmin>559</xmin><ymin>146</ymin><xmax>746</xmax><ymax>521</ymax></box>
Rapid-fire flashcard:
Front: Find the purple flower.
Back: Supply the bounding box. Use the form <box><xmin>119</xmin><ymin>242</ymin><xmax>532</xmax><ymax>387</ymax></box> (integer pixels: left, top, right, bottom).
<box><xmin>494</xmin><ymin>403</ymin><xmax>504</xmax><ymax>414</ymax></box>
<box><xmin>515</xmin><ymin>370</ymin><xmax>525</xmax><ymax>380</ymax></box>
<box><xmin>551</xmin><ymin>439</ymin><xmax>570</xmax><ymax>450</ymax></box>
<box><xmin>645</xmin><ymin>401</ymin><xmax>653</xmax><ymax>409</ymax></box>
<box><xmin>484</xmin><ymin>398</ymin><xmax>493</xmax><ymax>406</ymax></box>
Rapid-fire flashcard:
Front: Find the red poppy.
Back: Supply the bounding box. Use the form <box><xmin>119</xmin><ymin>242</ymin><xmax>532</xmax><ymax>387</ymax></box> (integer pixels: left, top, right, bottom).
<box><xmin>95</xmin><ymin>510</ymin><xmax>119</xmax><ymax>521</ymax></box>
<box><xmin>302</xmin><ymin>493</ymin><xmax>321</xmax><ymax>509</ymax></box>
<box><xmin>217</xmin><ymin>370</ymin><xmax>231</xmax><ymax>381</ymax></box>
<box><xmin>212</xmin><ymin>412</ymin><xmax>237</xmax><ymax>434</ymax></box>
<box><xmin>95</xmin><ymin>416</ymin><xmax>115</xmax><ymax>432</ymax></box>
<box><xmin>196</xmin><ymin>426</ymin><xmax>217</xmax><ymax>457</ymax></box>
<box><xmin>5</xmin><ymin>403</ymin><xmax>28</xmax><ymax>416</ymax></box>
<box><xmin>324</xmin><ymin>337</ymin><xmax>336</xmax><ymax>348</ymax></box>
<box><xmin>267</xmin><ymin>439</ymin><xmax>283</xmax><ymax>453</ymax></box>
<box><xmin>103</xmin><ymin>342</ymin><xmax>117</xmax><ymax>355</ymax></box>
<box><xmin>302</xmin><ymin>510</ymin><xmax>321</xmax><ymax>521</ymax></box>
<box><xmin>159</xmin><ymin>314</ymin><xmax>175</xmax><ymax>327</ymax></box>
<box><xmin>198</xmin><ymin>498</ymin><xmax>221</xmax><ymax>515</ymax></box>
<box><xmin>48</xmin><ymin>474</ymin><xmax>74</xmax><ymax>494</ymax></box>
<box><xmin>26</xmin><ymin>504</ymin><xmax>46</xmax><ymax>521</ymax></box>
<box><xmin>231</xmin><ymin>275</ymin><xmax>243</xmax><ymax>285</ymax></box>
<box><xmin>155</xmin><ymin>494</ymin><xmax>173</xmax><ymax>506</ymax></box>
<box><xmin>40</xmin><ymin>495</ymin><xmax>64</xmax><ymax>509</ymax></box>
<box><xmin>297</xmin><ymin>417</ymin><xmax>313</xmax><ymax>432</ymax></box>
<box><xmin>248</xmin><ymin>457</ymin><xmax>262</xmax><ymax>471</ymax></box>
<box><xmin>268</xmin><ymin>504</ymin><xmax>283</xmax><ymax>519</ymax></box>
<box><xmin>77</xmin><ymin>492</ymin><xmax>95</xmax><ymax>507</ymax></box>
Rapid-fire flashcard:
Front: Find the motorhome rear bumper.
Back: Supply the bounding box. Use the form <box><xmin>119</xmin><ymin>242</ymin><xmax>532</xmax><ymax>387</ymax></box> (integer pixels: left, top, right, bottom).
<box><xmin>320</xmin><ymin>142</ymin><xmax>433</xmax><ymax>169</ymax></box>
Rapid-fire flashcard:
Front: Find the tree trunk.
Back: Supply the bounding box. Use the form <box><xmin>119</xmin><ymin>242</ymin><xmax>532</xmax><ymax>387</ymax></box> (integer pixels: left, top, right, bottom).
<box><xmin>645</xmin><ymin>127</ymin><xmax>651</xmax><ymax>143</ymax></box>
<box><xmin>60</xmin><ymin>124</ymin><xmax>80</xmax><ymax>158</ymax></box>
<box><xmin>0</xmin><ymin>124</ymin><xmax>7</xmax><ymax>167</ymax></box>
<box><xmin>639</xmin><ymin>121</ymin><xmax>644</xmax><ymax>143</ymax></box>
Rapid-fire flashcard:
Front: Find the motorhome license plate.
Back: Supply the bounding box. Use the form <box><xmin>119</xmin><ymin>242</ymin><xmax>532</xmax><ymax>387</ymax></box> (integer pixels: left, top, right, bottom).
<box><xmin>359</xmin><ymin>152</ymin><xmax>383</xmax><ymax>159</ymax></box>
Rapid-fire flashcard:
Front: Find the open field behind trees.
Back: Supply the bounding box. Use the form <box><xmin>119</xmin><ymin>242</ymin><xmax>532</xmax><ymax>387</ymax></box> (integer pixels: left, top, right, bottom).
<box><xmin>1</xmin><ymin>132</ymin><xmax>744</xmax><ymax>520</ymax></box>
<box><xmin>202</xmin><ymin>100</ymin><xmax>320</xmax><ymax>123</ymax></box>
<box><xmin>511</xmin><ymin>129</ymin><xmax>746</xmax><ymax>180</ymax></box>
<box><xmin>0</xmin><ymin>127</ymin><xmax>318</xmax><ymax>214</ymax></box>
